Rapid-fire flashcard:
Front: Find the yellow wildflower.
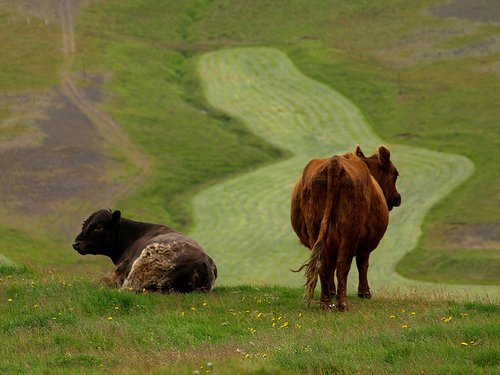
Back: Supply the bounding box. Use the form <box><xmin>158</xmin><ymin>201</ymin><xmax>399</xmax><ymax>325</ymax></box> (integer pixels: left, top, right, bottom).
<box><xmin>461</xmin><ymin>342</ymin><xmax>468</xmax><ymax>346</ymax></box>
<box><xmin>108</xmin><ymin>317</ymin><xmax>113</xmax><ymax>320</ymax></box>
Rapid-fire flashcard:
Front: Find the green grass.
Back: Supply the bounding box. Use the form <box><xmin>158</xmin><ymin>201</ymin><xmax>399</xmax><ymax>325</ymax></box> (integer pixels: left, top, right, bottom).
<box><xmin>74</xmin><ymin>6</ymin><xmax>287</xmax><ymax>229</ymax></box>
<box><xmin>1</xmin><ymin>266</ymin><xmax>499</xmax><ymax>375</ymax></box>
<box><xmin>0</xmin><ymin>4</ymin><xmax>61</xmax><ymax>91</ymax></box>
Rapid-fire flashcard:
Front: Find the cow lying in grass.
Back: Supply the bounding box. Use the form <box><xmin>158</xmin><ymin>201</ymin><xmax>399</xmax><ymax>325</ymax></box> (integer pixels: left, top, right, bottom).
<box><xmin>72</xmin><ymin>209</ymin><xmax>217</xmax><ymax>293</ymax></box>
<box><xmin>291</xmin><ymin>145</ymin><xmax>401</xmax><ymax>311</ymax></box>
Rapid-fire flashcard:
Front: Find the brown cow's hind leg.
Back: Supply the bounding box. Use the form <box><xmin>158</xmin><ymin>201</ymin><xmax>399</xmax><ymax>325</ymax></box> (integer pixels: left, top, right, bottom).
<box><xmin>335</xmin><ymin>244</ymin><xmax>354</xmax><ymax>312</ymax></box>
<box><xmin>318</xmin><ymin>256</ymin><xmax>335</xmax><ymax>310</ymax></box>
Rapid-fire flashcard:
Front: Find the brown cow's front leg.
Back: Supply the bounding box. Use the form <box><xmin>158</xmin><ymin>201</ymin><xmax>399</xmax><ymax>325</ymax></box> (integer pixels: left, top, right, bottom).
<box><xmin>356</xmin><ymin>255</ymin><xmax>372</xmax><ymax>299</ymax></box>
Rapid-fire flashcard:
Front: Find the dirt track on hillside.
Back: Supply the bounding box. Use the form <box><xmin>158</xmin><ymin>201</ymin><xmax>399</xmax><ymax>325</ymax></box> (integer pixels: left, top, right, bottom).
<box><xmin>0</xmin><ymin>0</ymin><xmax>150</xmax><ymax>245</ymax></box>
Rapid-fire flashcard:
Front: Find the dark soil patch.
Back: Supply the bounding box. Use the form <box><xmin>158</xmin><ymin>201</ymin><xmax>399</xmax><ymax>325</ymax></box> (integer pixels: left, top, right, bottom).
<box><xmin>444</xmin><ymin>223</ymin><xmax>500</xmax><ymax>250</ymax></box>
<box><xmin>0</xmin><ymin>86</ymin><xmax>109</xmax><ymax>223</ymax></box>
<box><xmin>430</xmin><ymin>0</ymin><xmax>500</xmax><ymax>23</ymax></box>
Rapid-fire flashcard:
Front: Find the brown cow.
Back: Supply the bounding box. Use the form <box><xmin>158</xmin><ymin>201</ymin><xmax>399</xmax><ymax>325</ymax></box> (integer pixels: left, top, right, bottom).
<box><xmin>72</xmin><ymin>209</ymin><xmax>217</xmax><ymax>293</ymax></box>
<box><xmin>291</xmin><ymin>145</ymin><xmax>401</xmax><ymax>311</ymax></box>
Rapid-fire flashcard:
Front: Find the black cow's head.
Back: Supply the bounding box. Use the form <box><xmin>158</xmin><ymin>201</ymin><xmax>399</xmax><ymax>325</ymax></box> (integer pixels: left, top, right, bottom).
<box><xmin>72</xmin><ymin>210</ymin><xmax>122</xmax><ymax>256</ymax></box>
<box><xmin>356</xmin><ymin>145</ymin><xmax>402</xmax><ymax>211</ymax></box>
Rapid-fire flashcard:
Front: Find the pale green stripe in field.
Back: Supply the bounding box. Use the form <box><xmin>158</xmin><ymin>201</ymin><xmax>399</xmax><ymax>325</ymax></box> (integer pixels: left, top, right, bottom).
<box><xmin>192</xmin><ymin>47</ymin><xmax>497</xmax><ymax>295</ymax></box>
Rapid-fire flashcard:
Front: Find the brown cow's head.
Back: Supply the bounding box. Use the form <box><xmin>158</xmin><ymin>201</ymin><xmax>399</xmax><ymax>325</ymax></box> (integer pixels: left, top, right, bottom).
<box><xmin>72</xmin><ymin>209</ymin><xmax>122</xmax><ymax>256</ymax></box>
<box><xmin>356</xmin><ymin>145</ymin><xmax>402</xmax><ymax>211</ymax></box>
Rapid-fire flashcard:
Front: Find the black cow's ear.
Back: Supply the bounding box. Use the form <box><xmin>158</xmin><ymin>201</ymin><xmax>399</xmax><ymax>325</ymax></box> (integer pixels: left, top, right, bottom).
<box><xmin>112</xmin><ymin>210</ymin><xmax>121</xmax><ymax>225</ymax></box>
<box><xmin>355</xmin><ymin>145</ymin><xmax>365</xmax><ymax>158</ymax></box>
<box><xmin>378</xmin><ymin>145</ymin><xmax>391</xmax><ymax>165</ymax></box>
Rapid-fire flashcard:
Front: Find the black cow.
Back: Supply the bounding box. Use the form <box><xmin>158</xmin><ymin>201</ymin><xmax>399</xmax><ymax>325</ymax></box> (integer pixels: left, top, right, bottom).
<box><xmin>72</xmin><ymin>209</ymin><xmax>217</xmax><ymax>293</ymax></box>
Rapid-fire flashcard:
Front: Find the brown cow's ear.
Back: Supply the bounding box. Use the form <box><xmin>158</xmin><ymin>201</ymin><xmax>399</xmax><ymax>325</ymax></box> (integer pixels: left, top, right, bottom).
<box><xmin>112</xmin><ymin>210</ymin><xmax>121</xmax><ymax>225</ymax></box>
<box><xmin>378</xmin><ymin>145</ymin><xmax>391</xmax><ymax>165</ymax></box>
<box><xmin>355</xmin><ymin>145</ymin><xmax>366</xmax><ymax>158</ymax></box>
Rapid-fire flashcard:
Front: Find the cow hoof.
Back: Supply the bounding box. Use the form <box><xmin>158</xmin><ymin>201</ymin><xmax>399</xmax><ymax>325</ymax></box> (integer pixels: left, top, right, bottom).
<box><xmin>319</xmin><ymin>302</ymin><xmax>334</xmax><ymax>311</ymax></box>
<box><xmin>336</xmin><ymin>303</ymin><xmax>349</xmax><ymax>312</ymax></box>
<box><xmin>358</xmin><ymin>292</ymin><xmax>372</xmax><ymax>299</ymax></box>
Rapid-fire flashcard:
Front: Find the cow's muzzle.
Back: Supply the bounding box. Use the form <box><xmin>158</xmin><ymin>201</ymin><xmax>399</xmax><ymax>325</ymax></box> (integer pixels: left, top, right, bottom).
<box><xmin>388</xmin><ymin>194</ymin><xmax>402</xmax><ymax>211</ymax></box>
<box><xmin>72</xmin><ymin>241</ymin><xmax>85</xmax><ymax>254</ymax></box>
<box><xmin>393</xmin><ymin>194</ymin><xmax>402</xmax><ymax>207</ymax></box>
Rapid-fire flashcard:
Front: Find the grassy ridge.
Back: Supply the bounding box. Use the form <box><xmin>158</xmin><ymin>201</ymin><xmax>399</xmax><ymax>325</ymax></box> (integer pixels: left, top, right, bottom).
<box><xmin>75</xmin><ymin>3</ymin><xmax>286</xmax><ymax>230</ymax></box>
<box><xmin>1</xmin><ymin>266</ymin><xmax>499</xmax><ymax>374</ymax></box>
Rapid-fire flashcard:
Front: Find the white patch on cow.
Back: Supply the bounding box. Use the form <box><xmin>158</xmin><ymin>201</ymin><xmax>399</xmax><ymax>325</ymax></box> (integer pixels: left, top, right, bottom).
<box><xmin>122</xmin><ymin>242</ymin><xmax>177</xmax><ymax>292</ymax></box>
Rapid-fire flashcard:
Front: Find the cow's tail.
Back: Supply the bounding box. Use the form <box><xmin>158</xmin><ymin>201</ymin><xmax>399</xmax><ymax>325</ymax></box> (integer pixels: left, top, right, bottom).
<box><xmin>295</xmin><ymin>159</ymin><xmax>340</xmax><ymax>306</ymax></box>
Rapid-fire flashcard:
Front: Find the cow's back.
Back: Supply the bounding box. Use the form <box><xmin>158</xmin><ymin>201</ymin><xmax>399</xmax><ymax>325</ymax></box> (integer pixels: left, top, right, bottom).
<box><xmin>292</xmin><ymin>154</ymin><xmax>379</xmax><ymax>249</ymax></box>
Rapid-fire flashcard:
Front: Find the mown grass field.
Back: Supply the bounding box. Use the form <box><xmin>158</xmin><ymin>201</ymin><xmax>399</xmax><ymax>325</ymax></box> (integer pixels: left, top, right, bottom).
<box><xmin>192</xmin><ymin>47</ymin><xmax>478</xmax><ymax>292</ymax></box>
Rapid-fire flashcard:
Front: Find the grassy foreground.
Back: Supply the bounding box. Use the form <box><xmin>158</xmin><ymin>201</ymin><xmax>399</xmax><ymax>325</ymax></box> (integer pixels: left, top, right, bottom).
<box><xmin>1</xmin><ymin>265</ymin><xmax>499</xmax><ymax>375</ymax></box>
